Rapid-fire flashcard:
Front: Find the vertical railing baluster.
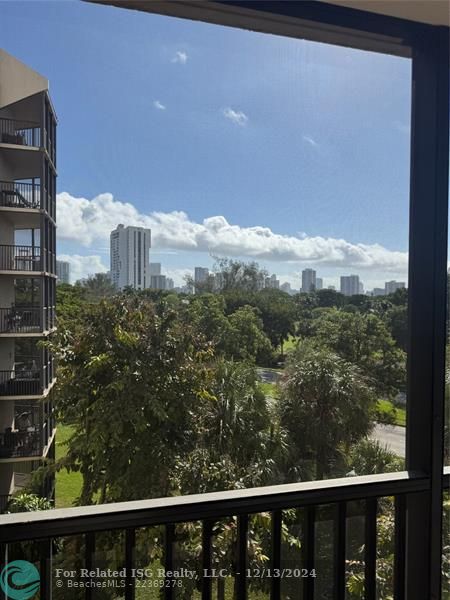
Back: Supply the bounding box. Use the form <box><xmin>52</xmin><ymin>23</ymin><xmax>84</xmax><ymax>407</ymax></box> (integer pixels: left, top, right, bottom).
<box><xmin>164</xmin><ymin>523</ymin><xmax>175</xmax><ymax>600</ymax></box>
<box><xmin>394</xmin><ymin>495</ymin><xmax>406</xmax><ymax>600</ymax></box>
<box><xmin>334</xmin><ymin>502</ymin><xmax>346</xmax><ymax>600</ymax></box>
<box><xmin>364</xmin><ymin>498</ymin><xmax>377</xmax><ymax>600</ymax></box>
<box><xmin>125</xmin><ymin>528</ymin><xmax>135</xmax><ymax>600</ymax></box>
<box><xmin>236</xmin><ymin>514</ymin><xmax>248</xmax><ymax>600</ymax></box>
<box><xmin>40</xmin><ymin>538</ymin><xmax>52</xmax><ymax>600</ymax></box>
<box><xmin>303</xmin><ymin>505</ymin><xmax>315</xmax><ymax>600</ymax></box>
<box><xmin>202</xmin><ymin>520</ymin><xmax>213</xmax><ymax>600</ymax></box>
<box><xmin>271</xmin><ymin>510</ymin><xmax>282</xmax><ymax>600</ymax></box>
<box><xmin>85</xmin><ymin>532</ymin><xmax>95</xmax><ymax>600</ymax></box>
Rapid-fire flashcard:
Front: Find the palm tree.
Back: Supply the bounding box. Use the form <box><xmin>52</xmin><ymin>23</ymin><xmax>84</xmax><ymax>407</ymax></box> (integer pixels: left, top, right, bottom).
<box><xmin>279</xmin><ymin>341</ymin><xmax>377</xmax><ymax>480</ymax></box>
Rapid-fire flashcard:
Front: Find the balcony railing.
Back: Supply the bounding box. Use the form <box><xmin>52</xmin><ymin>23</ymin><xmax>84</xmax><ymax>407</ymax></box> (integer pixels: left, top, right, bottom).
<box><xmin>0</xmin><ymin>180</ymin><xmax>40</xmax><ymax>209</ymax></box>
<box><xmin>0</xmin><ymin>470</ymin><xmax>446</xmax><ymax>599</ymax></box>
<box><xmin>0</xmin><ymin>307</ymin><xmax>41</xmax><ymax>333</ymax></box>
<box><xmin>0</xmin><ymin>369</ymin><xmax>42</xmax><ymax>397</ymax></box>
<box><xmin>0</xmin><ymin>245</ymin><xmax>41</xmax><ymax>272</ymax></box>
<box><xmin>0</xmin><ymin>117</ymin><xmax>40</xmax><ymax>147</ymax></box>
<box><xmin>0</xmin><ymin>494</ymin><xmax>11</xmax><ymax>514</ymax></box>
<box><xmin>0</xmin><ymin>430</ymin><xmax>41</xmax><ymax>459</ymax></box>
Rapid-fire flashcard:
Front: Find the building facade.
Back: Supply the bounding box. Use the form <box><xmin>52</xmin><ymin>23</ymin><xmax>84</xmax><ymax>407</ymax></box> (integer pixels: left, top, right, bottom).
<box><xmin>56</xmin><ymin>259</ymin><xmax>70</xmax><ymax>284</ymax></box>
<box><xmin>0</xmin><ymin>50</ymin><xmax>57</xmax><ymax>509</ymax></box>
<box><xmin>301</xmin><ymin>268</ymin><xmax>316</xmax><ymax>292</ymax></box>
<box><xmin>385</xmin><ymin>280</ymin><xmax>406</xmax><ymax>295</ymax></box>
<box><xmin>194</xmin><ymin>267</ymin><xmax>209</xmax><ymax>284</ymax></box>
<box><xmin>340</xmin><ymin>274</ymin><xmax>360</xmax><ymax>296</ymax></box>
<box><xmin>110</xmin><ymin>224</ymin><xmax>151</xmax><ymax>290</ymax></box>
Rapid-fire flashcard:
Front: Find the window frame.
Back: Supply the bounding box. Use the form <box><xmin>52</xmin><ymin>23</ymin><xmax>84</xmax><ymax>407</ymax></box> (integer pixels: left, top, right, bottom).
<box><xmin>78</xmin><ymin>1</ymin><xmax>450</xmax><ymax>596</ymax></box>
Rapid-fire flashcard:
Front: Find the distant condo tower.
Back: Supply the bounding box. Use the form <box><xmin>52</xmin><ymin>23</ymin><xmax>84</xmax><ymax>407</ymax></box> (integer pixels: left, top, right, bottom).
<box><xmin>56</xmin><ymin>260</ymin><xmax>70</xmax><ymax>284</ymax></box>
<box><xmin>301</xmin><ymin>268</ymin><xmax>316</xmax><ymax>292</ymax></box>
<box><xmin>340</xmin><ymin>274</ymin><xmax>361</xmax><ymax>296</ymax></box>
<box><xmin>110</xmin><ymin>224</ymin><xmax>151</xmax><ymax>290</ymax></box>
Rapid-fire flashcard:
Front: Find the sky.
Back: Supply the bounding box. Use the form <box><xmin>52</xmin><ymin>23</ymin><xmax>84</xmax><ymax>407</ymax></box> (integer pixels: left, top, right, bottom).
<box><xmin>1</xmin><ymin>1</ymin><xmax>412</xmax><ymax>289</ymax></box>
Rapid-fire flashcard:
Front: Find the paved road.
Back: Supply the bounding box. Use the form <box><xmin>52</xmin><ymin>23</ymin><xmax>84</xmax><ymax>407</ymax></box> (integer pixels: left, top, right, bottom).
<box><xmin>371</xmin><ymin>424</ymin><xmax>406</xmax><ymax>458</ymax></box>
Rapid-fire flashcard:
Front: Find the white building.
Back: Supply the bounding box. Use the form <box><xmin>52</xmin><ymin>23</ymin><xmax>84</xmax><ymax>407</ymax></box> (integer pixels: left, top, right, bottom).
<box><xmin>149</xmin><ymin>262</ymin><xmax>161</xmax><ymax>276</ymax></box>
<box><xmin>150</xmin><ymin>274</ymin><xmax>167</xmax><ymax>290</ymax></box>
<box><xmin>385</xmin><ymin>280</ymin><xmax>406</xmax><ymax>295</ymax></box>
<box><xmin>194</xmin><ymin>267</ymin><xmax>209</xmax><ymax>284</ymax></box>
<box><xmin>110</xmin><ymin>224</ymin><xmax>151</xmax><ymax>290</ymax></box>
<box><xmin>280</xmin><ymin>282</ymin><xmax>292</xmax><ymax>294</ymax></box>
<box><xmin>301</xmin><ymin>268</ymin><xmax>316</xmax><ymax>292</ymax></box>
<box><xmin>340</xmin><ymin>275</ymin><xmax>360</xmax><ymax>296</ymax></box>
<box><xmin>56</xmin><ymin>260</ymin><xmax>70</xmax><ymax>284</ymax></box>
<box><xmin>372</xmin><ymin>288</ymin><xmax>385</xmax><ymax>297</ymax></box>
<box><xmin>316</xmin><ymin>277</ymin><xmax>323</xmax><ymax>290</ymax></box>
<box><xmin>265</xmin><ymin>274</ymin><xmax>280</xmax><ymax>289</ymax></box>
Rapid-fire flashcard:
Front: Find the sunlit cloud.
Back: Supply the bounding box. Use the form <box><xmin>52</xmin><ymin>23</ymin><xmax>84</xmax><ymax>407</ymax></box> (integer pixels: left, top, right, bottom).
<box><xmin>153</xmin><ymin>100</ymin><xmax>166</xmax><ymax>110</ymax></box>
<box><xmin>302</xmin><ymin>134</ymin><xmax>318</xmax><ymax>147</ymax></box>
<box><xmin>171</xmin><ymin>51</ymin><xmax>188</xmax><ymax>64</ymax></box>
<box><xmin>57</xmin><ymin>253</ymin><xmax>108</xmax><ymax>284</ymax></box>
<box><xmin>223</xmin><ymin>107</ymin><xmax>248</xmax><ymax>126</ymax></box>
<box><xmin>57</xmin><ymin>192</ymin><xmax>408</xmax><ymax>273</ymax></box>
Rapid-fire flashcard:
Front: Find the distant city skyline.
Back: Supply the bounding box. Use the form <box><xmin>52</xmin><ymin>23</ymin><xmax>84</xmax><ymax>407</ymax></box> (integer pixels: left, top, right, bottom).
<box><xmin>7</xmin><ymin>1</ymin><xmax>412</xmax><ymax>287</ymax></box>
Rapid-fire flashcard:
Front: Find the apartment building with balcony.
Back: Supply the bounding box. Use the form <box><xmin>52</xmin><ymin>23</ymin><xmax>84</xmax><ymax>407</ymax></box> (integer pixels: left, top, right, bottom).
<box><xmin>0</xmin><ymin>50</ymin><xmax>56</xmax><ymax>510</ymax></box>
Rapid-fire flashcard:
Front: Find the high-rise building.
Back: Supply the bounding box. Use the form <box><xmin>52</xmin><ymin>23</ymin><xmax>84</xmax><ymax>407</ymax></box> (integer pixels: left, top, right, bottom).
<box><xmin>110</xmin><ymin>224</ymin><xmax>151</xmax><ymax>290</ymax></box>
<box><xmin>150</xmin><ymin>274</ymin><xmax>167</xmax><ymax>290</ymax></box>
<box><xmin>149</xmin><ymin>262</ymin><xmax>161</xmax><ymax>276</ymax></box>
<box><xmin>56</xmin><ymin>260</ymin><xmax>70</xmax><ymax>284</ymax></box>
<box><xmin>385</xmin><ymin>280</ymin><xmax>406</xmax><ymax>295</ymax></box>
<box><xmin>194</xmin><ymin>267</ymin><xmax>209</xmax><ymax>284</ymax></box>
<box><xmin>340</xmin><ymin>275</ymin><xmax>360</xmax><ymax>296</ymax></box>
<box><xmin>301</xmin><ymin>268</ymin><xmax>316</xmax><ymax>292</ymax></box>
<box><xmin>316</xmin><ymin>277</ymin><xmax>323</xmax><ymax>290</ymax></box>
<box><xmin>372</xmin><ymin>288</ymin><xmax>385</xmax><ymax>297</ymax></box>
<box><xmin>0</xmin><ymin>50</ymin><xmax>57</xmax><ymax>508</ymax></box>
<box><xmin>166</xmin><ymin>278</ymin><xmax>174</xmax><ymax>290</ymax></box>
<box><xmin>265</xmin><ymin>274</ymin><xmax>280</xmax><ymax>289</ymax></box>
<box><xmin>280</xmin><ymin>282</ymin><xmax>292</xmax><ymax>294</ymax></box>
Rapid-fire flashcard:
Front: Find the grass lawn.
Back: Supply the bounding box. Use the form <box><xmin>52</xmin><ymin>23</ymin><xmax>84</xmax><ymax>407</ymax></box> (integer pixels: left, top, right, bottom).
<box><xmin>377</xmin><ymin>399</ymin><xmax>406</xmax><ymax>427</ymax></box>
<box><xmin>259</xmin><ymin>381</ymin><xmax>279</xmax><ymax>398</ymax></box>
<box><xmin>55</xmin><ymin>424</ymin><xmax>82</xmax><ymax>508</ymax></box>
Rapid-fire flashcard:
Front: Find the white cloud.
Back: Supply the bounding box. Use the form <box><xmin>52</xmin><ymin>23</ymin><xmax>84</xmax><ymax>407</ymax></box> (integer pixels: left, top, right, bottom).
<box><xmin>302</xmin><ymin>135</ymin><xmax>318</xmax><ymax>147</ymax></box>
<box><xmin>57</xmin><ymin>192</ymin><xmax>408</xmax><ymax>273</ymax></box>
<box><xmin>223</xmin><ymin>107</ymin><xmax>248</xmax><ymax>126</ymax></box>
<box><xmin>171</xmin><ymin>51</ymin><xmax>188</xmax><ymax>64</ymax></box>
<box><xmin>57</xmin><ymin>254</ymin><xmax>108</xmax><ymax>283</ymax></box>
<box><xmin>153</xmin><ymin>100</ymin><xmax>166</xmax><ymax>110</ymax></box>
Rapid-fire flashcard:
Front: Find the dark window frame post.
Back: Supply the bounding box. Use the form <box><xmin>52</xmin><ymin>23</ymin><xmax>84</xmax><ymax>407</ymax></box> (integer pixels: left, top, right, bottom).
<box><xmin>406</xmin><ymin>25</ymin><xmax>449</xmax><ymax>600</ymax></box>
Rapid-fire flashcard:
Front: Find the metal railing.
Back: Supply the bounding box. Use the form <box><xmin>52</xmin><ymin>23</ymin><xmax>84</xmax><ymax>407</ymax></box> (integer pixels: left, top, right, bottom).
<box><xmin>0</xmin><ymin>494</ymin><xmax>11</xmax><ymax>514</ymax></box>
<box><xmin>0</xmin><ymin>470</ymin><xmax>446</xmax><ymax>600</ymax></box>
<box><xmin>0</xmin><ymin>245</ymin><xmax>41</xmax><ymax>272</ymax></box>
<box><xmin>0</xmin><ymin>307</ymin><xmax>41</xmax><ymax>333</ymax></box>
<box><xmin>0</xmin><ymin>117</ymin><xmax>40</xmax><ymax>147</ymax></box>
<box><xmin>0</xmin><ymin>180</ymin><xmax>40</xmax><ymax>209</ymax></box>
<box><xmin>0</xmin><ymin>369</ymin><xmax>42</xmax><ymax>396</ymax></box>
<box><xmin>0</xmin><ymin>430</ymin><xmax>41</xmax><ymax>459</ymax></box>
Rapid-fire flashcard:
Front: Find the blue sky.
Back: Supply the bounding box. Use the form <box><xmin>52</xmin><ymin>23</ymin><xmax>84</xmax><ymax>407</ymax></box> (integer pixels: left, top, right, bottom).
<box><xmin>1</xmin><ymin>1</ymin><xmax>412</xmax><ymax>288</ymax></box>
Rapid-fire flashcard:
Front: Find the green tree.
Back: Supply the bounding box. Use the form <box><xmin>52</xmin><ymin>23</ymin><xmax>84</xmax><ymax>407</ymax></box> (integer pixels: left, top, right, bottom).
<box><xmin>311</xmin><ymin>309</ymin><xmax>405</xmax><ymax>396</ymax></box>
<box><xmin>50</xmin><ymin>295</ymin><xmax>211</xmax><ymax>504</ymax></box>
<box><xmin>279</xmin><ymin>341</ymin><xmax>376</xmax><ymax>480</ymax></box>
<box><xmin>75</xmin><ymin>272</ymin><xmax>116</xmax><ymax>300</ymax></box>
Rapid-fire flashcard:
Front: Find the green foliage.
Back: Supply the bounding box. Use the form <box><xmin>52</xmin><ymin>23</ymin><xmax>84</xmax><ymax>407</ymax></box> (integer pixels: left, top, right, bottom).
<box><xmin>279</xmin><ymin>341</ymin><xmax>377</xmax><ymax>480</ymax></box>
<box><xmin>6</xmin><ymin>493</ymin><xmax>53</xmax><ymax>513</ymax></box>
<box><xmin>309</xmin><ymin>308</ymin><xmax>406</xmax><ymax>397</ymax></box>
<box><xmin>75</xmin><ymin>272</ymin><xmax>116</xmax><ymax>300</ymax></box>
<box><xmin>51</xmin><ymin>295</ymin><xmax>212</xmax><ymax>504</ymax></box>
